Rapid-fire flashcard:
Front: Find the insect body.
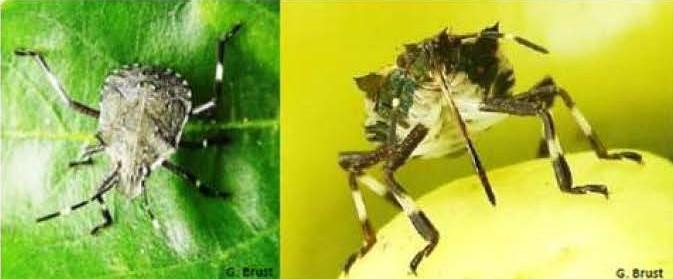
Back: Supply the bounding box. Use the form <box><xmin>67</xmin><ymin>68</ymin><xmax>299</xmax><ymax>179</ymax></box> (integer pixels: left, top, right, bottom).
<box><xmin>99</xmin><ymin>65</ymin><xmax>192</xmax><ymax>198</ymax></box>
<box><xmin>15</xmin><ymin>23</ymin><xmax>243</xmax><ymax>235</ymax></box>
<box><xmin>359</xmin><ymin>67</ymin><xmax>507</xmax><ymax>160</ymax></box>
<box><xmin>339</xmin><ymin>23</ymin><xmax>643</xmax><ymax>274</ymax></box>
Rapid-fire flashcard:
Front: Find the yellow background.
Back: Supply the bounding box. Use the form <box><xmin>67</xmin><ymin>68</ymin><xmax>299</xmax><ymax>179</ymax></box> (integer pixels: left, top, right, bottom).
<box><xmin>281</xmin><ymin>2</ymin><xmax>673</xmax><ymax>278</ymax></box>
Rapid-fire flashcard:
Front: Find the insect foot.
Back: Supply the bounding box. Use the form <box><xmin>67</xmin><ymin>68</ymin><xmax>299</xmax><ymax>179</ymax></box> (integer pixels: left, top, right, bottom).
<box><xmin>603</xmin><ymin>150</ymin><xmax>644</xmax><ymax>164</ymax></box>
<box><xmin>565</xmin><ymin>184</ymin><xmax>609</xmax><ymax>199</ymax></box>
<box><xmin>408</xmin><ymin>211</ymin><xmax>439</xmax><ymax>275</ymax></box>
<box><xmin>343</xmin><ymin>236</ymin><xmax>376</xmax><ymax>274</ymax></box>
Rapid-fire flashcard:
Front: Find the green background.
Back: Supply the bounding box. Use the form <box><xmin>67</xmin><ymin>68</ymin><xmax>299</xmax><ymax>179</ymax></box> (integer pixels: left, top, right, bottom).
<box><xmin>2</xmin><ymin>1</ymin><xmax>279</xmax><ymax>278</ymax></box>
<box><xmin>281</xmin><ymin>2</ymin><xmax>673</xmax><ymax>279</ymax></box>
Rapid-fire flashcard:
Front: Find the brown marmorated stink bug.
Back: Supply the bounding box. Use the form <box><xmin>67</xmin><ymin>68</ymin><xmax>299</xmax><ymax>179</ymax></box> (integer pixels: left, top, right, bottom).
<box><xmin>14</xmin><ymin>24</ymin><xmax>243</xmax><ymax>235</ymax></box>
<box><xmin>338</xmin><ymin>23</ymin><xmax>643</xmax><ymax>274</ymax></box>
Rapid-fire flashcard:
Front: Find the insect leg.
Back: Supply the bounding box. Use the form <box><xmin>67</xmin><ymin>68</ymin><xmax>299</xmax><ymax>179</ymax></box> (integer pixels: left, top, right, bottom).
<box><xmin>343</xmin><ymin>172</ymin><xmax>376</xmax><ymax>272</ymax></box>
<box><xmin>69</xmin><ymin>134</ymin><xmax>106</xmax><ymax>167</ymax></box>
<box><xmin>90</xmin><ymin>195</ymin><xmax>113</xmax><ymax>235</ymax></box>
<box><xmin>36</xmin><ymin>166</ymin><xmax>119</xmax><ymax>224</ymax></box>
<box><xmin>161</xmin><ymin>160</ymin><xmax>228</xmax><ymax>198</ymax></box>
<box><xmin>540</xmin><ymin>110</ymin><xmax>609</xmax><ymax>197</ymax></box>
<box><xmin>191</xmin><ymin>23</ymin><xmax>243</xmax><ymax>115</ymax></box>
<box><xmin>537</xmin><ymin>138</ymin><xmax>550</xmax><ymax>157</ymax></box>
<box><xmin>14</xmin><ymin>49</ymin><xmax>99</xmax><ymax>118</ymax></box>
<box><xmin>555</xmin><ymin>86</ymin><xmax>642</xmax><ymax>162</ymax></box>
<box><xmin>141</xmin><ymin>186</ymin><xmax>161</xmax><ymax>231</ymax></box>
<box><xmin>382</xmin><ymin>124</ymin><xmax>439</xmax><ymax>274</ymax></box>
<box><xmin>338</xmin><ymin>146</ymin><xmax>393</xmax><ymax>273</ymax></box>
<box><xmin>68</xmin><ymin>144</ymin><xmax>104</xmax><ymax>167</ymax></box>
<box><xmin>514</xmin><ymin>77</ymin><xmax>641</xmax><ymax>162</ymax></box>
<box><xmin>481</xmin><ymin>97</ymin><xmax>609</xmax><ymax>198</ymax></box>
<box><xmin>356</xmin><ymin>174</ymin><xmax>402</xmax><ymax>210</ymax></box>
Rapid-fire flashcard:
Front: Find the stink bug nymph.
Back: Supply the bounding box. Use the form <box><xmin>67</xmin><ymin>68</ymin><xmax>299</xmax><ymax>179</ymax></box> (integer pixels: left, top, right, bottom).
<box><xmin>338</xmin><ymin>23</ymin><xmax>643</xmax><ymax>274</ymax></box>
<box><xmin>14</xmin><ymin>23</ymin><xmax>243</xmax><ymax>235</ymax></box>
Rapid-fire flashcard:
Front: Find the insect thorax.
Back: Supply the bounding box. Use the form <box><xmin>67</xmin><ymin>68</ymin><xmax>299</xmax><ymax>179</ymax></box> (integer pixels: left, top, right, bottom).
<box><xmin>355</xmin><ymin>30</ymin><xmax>515</xmax><ymax>158</ymax></box>
<box><xmin>98</xmin><ymin>65</ymin><xmax>192</xmax><ymax>198</ymax></box>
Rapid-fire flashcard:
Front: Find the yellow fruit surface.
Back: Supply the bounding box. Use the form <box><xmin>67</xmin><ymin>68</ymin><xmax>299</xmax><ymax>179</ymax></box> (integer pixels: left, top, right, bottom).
<box><xmin>341</xmin><ymin>151</ymin><xmax>672</xmax><ymax>279</ymax></box>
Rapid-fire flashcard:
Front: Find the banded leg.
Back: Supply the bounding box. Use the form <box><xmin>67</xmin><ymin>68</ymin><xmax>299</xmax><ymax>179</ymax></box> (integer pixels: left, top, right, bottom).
<box><xmin>514</xmin><ymin>77</ymin><xmax>641</xmax><ymax>162</ymax></box>
<box><xmin>481</xmin><ymin>97</ymin><xmax>609</xmax><ymax>197</ymax></box>
<box><xmin>69</xmin><ymin>134</ymin><xmax>106</xmax><ymax>168</ymax></box>
<box><xmin>342</xmin><ymin>172</ymin><xmax>377</xmax><ymax>272</ymax></box>
<box><xmin>161</xmin><ymin>160</ymin><xmax>228</xmax><ymax>198</ymax></box>
<box><xmin>384</xmin><ymin>124</ymin><xmax>439</xmax><ymax>274</ymax></box>
<box><xmin>339</xmin><ymin>146</ymin><xmax>394</xmax><ymax>206</ymax></box>
<box><xmin>537</xmin><ymin>138</ymin><xmax>550</xmax><ymax>157</ymax></box>
<box><xmin>14</xmin><ymin>49</ymin><xmax>99</xmax><ymax>118</ymax></box>
<box><xmin>68</xmin><ymin>145</ymin><xmax>104</xmax><ymax>167</ymax></box>
<box><xmin>191</xmin><ymin>23</ymin><xmax>243</xmax><ymax>115</ymax></box>
<box><xmin>36</xmin><ymin>166</ymin><xmax>119</xmax><ymax>224</ymax></box>
<box><xmin>540</xmin><ymin>110</ymin><xmax>608</xmax><ymax>197</ymax></box>
<box><xmin>385</xmin><ymin>172</ymin><xmax>439</xmax><ymax>274</ymax></box>
<box><xmin>90</xmin><ymin>196</ymin><xmax>113</xmax><ymax>235</ymax></box>
<box><xmin>555</xmin><ymin>87</ymin><xmax>642</xmax><ymax>162</ymax></box>
<box><xmin>356</xmin><ymin>174</ymin><xmax>402</xmax><ymax>210</ymax></box>
<box><xmin>338</xmin><ymin>146</ymin><xmax>392</xmax><ymax>273</ymax></box>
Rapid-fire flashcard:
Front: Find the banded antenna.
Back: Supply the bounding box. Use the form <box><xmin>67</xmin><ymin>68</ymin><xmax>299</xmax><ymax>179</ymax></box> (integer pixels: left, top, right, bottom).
<box><xmin>456</xmin><ymin>31</ymin><xmax>549</xmax><ymax>54</ymax></box>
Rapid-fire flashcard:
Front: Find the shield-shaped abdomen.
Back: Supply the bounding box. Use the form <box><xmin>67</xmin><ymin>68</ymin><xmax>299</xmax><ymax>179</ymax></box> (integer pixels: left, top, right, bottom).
<box><xmin>98</xmin><ymin>65</ymin><xmax>192</xmax><ymax>198</ymax></box>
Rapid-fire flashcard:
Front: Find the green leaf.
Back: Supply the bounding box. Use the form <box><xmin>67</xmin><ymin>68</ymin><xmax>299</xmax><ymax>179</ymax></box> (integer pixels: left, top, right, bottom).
<box><xmin>1</xmin><ymin>1</ymin><xmax>279</xmax><ymax>278</ymax></box>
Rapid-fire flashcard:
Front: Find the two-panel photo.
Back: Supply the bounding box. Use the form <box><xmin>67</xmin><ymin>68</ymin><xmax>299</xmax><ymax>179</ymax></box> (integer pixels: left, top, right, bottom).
<box><xmin>1</xmin><ymin>1</ymin><xmax>672</xmax><ymax>279</ymax></box>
